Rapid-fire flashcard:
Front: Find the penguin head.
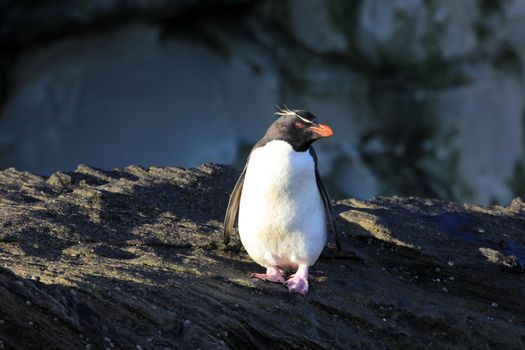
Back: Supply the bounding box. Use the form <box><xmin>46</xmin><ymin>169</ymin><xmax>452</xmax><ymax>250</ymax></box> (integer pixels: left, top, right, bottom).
<box><xmin>264</xmin><ymin>109</ymin><xmax>333</xmax><ymax>152</ymax></box>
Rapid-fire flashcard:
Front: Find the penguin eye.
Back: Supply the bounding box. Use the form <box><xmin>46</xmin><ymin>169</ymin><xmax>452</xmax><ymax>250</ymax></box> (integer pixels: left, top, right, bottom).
<box><xmin>295</xmin><ymin>122</ymin><xmax>304</xmax><ymax>129</ymax></box>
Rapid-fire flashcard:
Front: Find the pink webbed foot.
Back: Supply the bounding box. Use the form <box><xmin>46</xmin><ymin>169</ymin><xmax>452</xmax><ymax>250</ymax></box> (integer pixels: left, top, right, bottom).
<box><xmin>250</xmin><ymin>266</ymin><xmax>285</xmax><ymax>284</ymax></box>
<box><xmin>285</xmin><ymin>265</ymin><xmax>309</xmax><ymax>296</ymax></box>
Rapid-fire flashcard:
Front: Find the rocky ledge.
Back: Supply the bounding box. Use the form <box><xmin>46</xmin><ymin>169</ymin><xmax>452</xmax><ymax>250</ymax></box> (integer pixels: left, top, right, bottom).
<box><xmin>0</xmin><ymin>164</ymin><xmax>524</xmax><ymax>349</ymax></box>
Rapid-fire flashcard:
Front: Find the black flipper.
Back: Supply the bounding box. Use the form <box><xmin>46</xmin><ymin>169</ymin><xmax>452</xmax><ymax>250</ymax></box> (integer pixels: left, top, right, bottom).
<box><xmin>223</xmin><ymin>165</ymin><xmax>247</xmax><ymax>245</ymax></box>
<box><xmin>310</xmin><ymin>147</ymin><xmax>341</xmax><ymax>251</ymax></box>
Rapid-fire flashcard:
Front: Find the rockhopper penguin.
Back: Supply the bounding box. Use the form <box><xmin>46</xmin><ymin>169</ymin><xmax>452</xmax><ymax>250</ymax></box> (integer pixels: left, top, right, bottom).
<box><xmin>224</xmin><ymin>108</ymin><xmax>341</xmax><ymax>296</ymax></box>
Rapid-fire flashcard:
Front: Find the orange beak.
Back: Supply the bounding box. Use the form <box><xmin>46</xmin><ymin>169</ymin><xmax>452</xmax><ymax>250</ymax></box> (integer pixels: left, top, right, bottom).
<box><xmin>310</xmin><ymin>123</ymin><xmax>333</xmax><ymax>137</ymax></box>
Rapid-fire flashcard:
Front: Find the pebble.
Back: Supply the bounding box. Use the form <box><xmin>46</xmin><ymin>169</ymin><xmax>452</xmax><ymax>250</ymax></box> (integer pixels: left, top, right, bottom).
<box><xmin>26</xmin><ymin>301</ymin><xmax>32</xmax><ymax>306</ymax></box>
<box><xmin>0</xmin><ymin>320</ymin><xmax>4</xmax><ymax>324</ymax></box>
<box><xmin>28</xmin><ymin>321</ymin><xmax>34</xmax><ymax>326</ymax></box>
<box><xmin>31</xmin><ymin>275</ymin><xmax>40</xmax><ymax>282</ymax></box>
<box><xmin>85</xmin><ymin>344</ymin><xmax>92</xmax><ymax>350</ymax></box>
<box><xmin>442</xmin><ymin>287</ymin><xmax>449</xmax><ymax>293</ymax></box>
<box><xmin>382</xmin><ymin>318</ymin><xmax>387</xmax><ymax>322</ymax></box>
<box><xmin>491</xmin><ymin>302</ymin><xmax>498</xmax><ymax>308</ymax></box>
<box><xmin>447</xmin><ymin>261</ymin><xmax>454</xmax><ymax>267</ymax></box>
<box><xmin>136</xmin><ymin>346</ymin><xmax>143</xmax><ymax>350</ymax></box>
<box><xmin>104</xmin><ymin>337</ymin><xmax>111</xmax><ymax>343</ymax></box>
<box><xmin>16</xmin><ymin>281</ymin><xmax>24</xmax><ymax>287</ymax></box>
<box><xmin>184</xmin><ymin>320</ymin><xmax>192</xmax><ymax>326</ymax></box>
<box><xmin>435</xmin><ymin>267</ymin><xmax>441</xmax><ymax>273</ymax></box>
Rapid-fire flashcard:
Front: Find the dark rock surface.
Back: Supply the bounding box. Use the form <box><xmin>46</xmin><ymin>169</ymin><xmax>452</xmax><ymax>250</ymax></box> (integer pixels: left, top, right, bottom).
<box><xmin>0</xmin><ymin>164</ymin><xmax>524</xmax><ymax>349</ymax></box>
<box><xmin>0</xmin><ymin>0</ymin><xmax>255</xmax><ymax>49</ymax></box>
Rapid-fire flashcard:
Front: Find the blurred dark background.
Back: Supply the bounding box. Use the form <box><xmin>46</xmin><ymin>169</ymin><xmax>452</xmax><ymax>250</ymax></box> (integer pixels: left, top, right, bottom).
<box><xmin>0</xmin><ymin>0</ymin><xmax>524</xmax><ymax>204</ymax></box>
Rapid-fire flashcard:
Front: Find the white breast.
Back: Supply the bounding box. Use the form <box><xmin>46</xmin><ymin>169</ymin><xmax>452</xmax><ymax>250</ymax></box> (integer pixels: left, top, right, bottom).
<box><xmin>238</xmin><ymin>140</ymin><xmax>327</xmax><ymax>269</ymax></box>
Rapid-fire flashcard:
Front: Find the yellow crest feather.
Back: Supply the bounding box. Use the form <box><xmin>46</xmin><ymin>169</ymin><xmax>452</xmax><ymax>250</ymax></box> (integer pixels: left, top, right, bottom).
<box><xmin>274</xmin><ymin>106</ymin><xmax>296</xmax><ymax>117</ymax></box>
<box><xmin>274</xmin><ymin>106</ymin><xmax>314</xmax><ymax>124</ymax></box>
